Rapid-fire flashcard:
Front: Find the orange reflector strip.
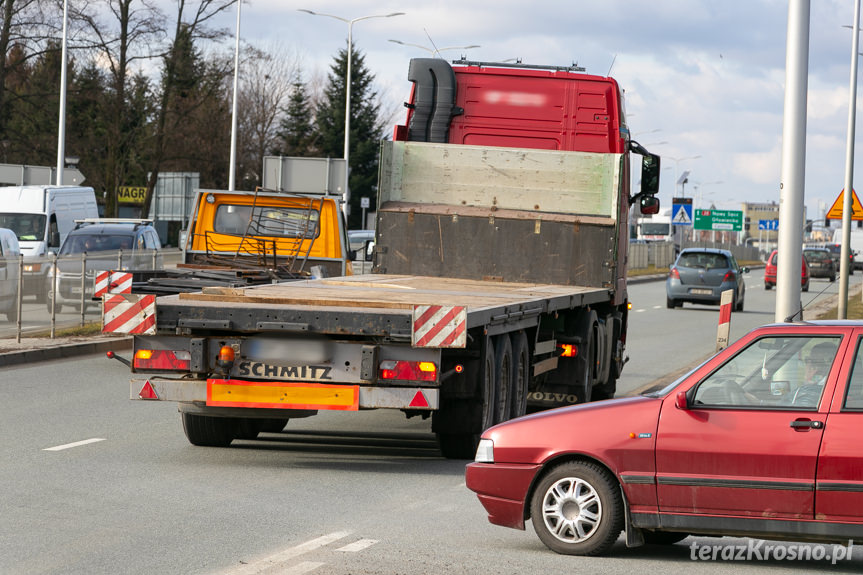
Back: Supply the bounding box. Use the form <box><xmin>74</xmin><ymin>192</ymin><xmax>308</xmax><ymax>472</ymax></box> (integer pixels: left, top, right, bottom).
<box><xmin>408</xmin><ymin>390</ymin><xmax>429</xmax><ymax>408</ymax></box>
<box><xmin>139</xmin><ymin>380</ymin><xmax>158</xmax><ymax>400</ymax></box>
<box><xmin>206</xmin><ymin>379</ymin><xmax>359</xmax><ymax>411</ymax></box>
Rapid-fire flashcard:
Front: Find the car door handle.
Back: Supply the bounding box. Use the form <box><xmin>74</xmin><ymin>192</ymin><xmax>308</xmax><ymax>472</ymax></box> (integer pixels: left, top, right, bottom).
<box><xmin>790</xmin><ymin>419</ymin><xmax>824</xmax><ymax>429</ymax></box>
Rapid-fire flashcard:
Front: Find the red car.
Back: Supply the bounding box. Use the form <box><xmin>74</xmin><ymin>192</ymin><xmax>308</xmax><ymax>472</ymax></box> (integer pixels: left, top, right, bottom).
<box><xmin>465</xmin><ymin>321</ymin><xmax>863</xmax><ymax>555</ymax></box>
<box><xmin>764</xmin><ymin>249</ymin><xmax>809</xmax><ymax>291</ymax></box>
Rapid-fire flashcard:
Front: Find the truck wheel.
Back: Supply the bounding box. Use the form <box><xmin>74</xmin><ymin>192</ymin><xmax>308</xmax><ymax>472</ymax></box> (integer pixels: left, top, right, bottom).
<box><xmin>493</xmin><ymin>334</ymin><xmax>513</xmax><ymax>424</ymax></box>
<box><xmin>235</xmin><ymin>418</ymin><xmax>264</xmax><ymax>440</ymax></box>
<box><xmin>181</xmin><ymin>413</ymin><xmax>238</xmax><ymax>447</ymax></box>
<box><xmin>510</xmin><ymin>331</ymin><xmax>530</xmax><ymax>419</ymax></box>
<box><xmin>437</xmin><ymin>336</ymin><xmax>496</xmax><ymax>459</ymax></box>
<box><xmin>575</xmin><ymin>311</ymin><xmax>597</xmax><ymax>404</ymax></box>
<box><xmin>530</xmin><ymin>461</ymin><xmax>623</xmax><ymax>556</ymax></box>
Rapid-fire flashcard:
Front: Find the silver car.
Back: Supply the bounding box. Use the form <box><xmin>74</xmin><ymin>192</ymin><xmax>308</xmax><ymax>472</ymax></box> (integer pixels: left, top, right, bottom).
<box><xmin>666</xmin><ymin>248</ymin><xmax>747</xmax><ymax>310</ymax></box>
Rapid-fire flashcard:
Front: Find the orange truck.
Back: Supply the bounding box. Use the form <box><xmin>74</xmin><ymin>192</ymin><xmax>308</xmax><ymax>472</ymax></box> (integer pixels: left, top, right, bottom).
<box><xmin>128</xmin><ymin>187</ymin><xmax>353</xmax><ymax>294</ymax></box>
<box><xmin>108</xmin><ymin>59</ymin><xmax>661</xmax><ymax>459</ymax></box>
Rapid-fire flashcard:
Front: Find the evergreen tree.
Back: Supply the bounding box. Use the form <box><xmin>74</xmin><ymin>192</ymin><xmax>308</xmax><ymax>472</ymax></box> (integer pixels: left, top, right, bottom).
<box><xmin>314</xmin><ymin>45</ymin><xmax>385</xmax><ymax>229</ymax></box>
<box><xmin>276</xmin><ymin>73</ymin><xmax>315</xmax><ymax>157</ymax></box>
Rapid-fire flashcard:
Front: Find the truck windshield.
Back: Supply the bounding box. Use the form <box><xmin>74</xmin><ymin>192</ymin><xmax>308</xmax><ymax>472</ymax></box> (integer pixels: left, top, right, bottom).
<box><xmin>0</xmin><ymin>213</ymin><xmax>47</xmax><ymax>242</ymax></box>
<box><xmin>640</xmin><ymin>223</ymin><xmax>670</xmax><ymax>235</ymax></box>
<box><xmin>213</xmin><ymin>204</ymin><xmax>320</xmax><ymax>239</ymax></box>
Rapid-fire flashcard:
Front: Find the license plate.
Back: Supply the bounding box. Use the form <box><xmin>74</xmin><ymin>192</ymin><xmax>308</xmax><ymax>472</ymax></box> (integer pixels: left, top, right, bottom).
<box><xmin>690</xmin><ymin>288</ymin><xmax>712</xmax><ymax>295</ymax></box>
<box><xmin>206</xmin><ymin>379</ymin><xmax>359</xmax><ymax>411</ymax></box>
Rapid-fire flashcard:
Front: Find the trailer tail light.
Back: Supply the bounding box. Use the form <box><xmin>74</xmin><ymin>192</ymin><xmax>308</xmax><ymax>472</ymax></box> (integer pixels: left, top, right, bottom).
<box><xmin>133</xmin><ymin>349</ymin><xmax>191</xmax><ymax>371</ymax></box>
<box><xmin>379</xmin><ymin>360</ymin><xmax>438</xmax><ymax>382</ymax></box>
<box><xmin>558</xmin><ymin>343</ymin><xmax>578</xmax><ymax>358</ymax></box>
<box><xmin>669</xmin><ymin>267</ymin><xmax>680</xmax><ymax>280</ymax></box>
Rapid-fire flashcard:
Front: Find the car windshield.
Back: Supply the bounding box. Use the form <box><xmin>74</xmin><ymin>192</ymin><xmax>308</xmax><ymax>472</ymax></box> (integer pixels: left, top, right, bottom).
<box><xmin>0</xmin><ymin>213</ymin><xmax>47</xmax><ymax>242</ymax></box>
<box><xmin>60</xmin><ymin>234</ymin><xmax>134</xmax><ymax>254</ymax></box>
<box><xmin>678</xmin><ymin>252</ymin><xmax>729</xmax><ymax>269</ymax></box>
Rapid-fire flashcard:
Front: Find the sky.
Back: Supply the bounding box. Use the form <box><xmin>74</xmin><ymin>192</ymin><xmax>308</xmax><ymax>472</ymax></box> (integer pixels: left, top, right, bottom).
<box><xmin>207</xmin><ymin>0</ymin><xmax>863</xmax><ymax>223</ymax></box>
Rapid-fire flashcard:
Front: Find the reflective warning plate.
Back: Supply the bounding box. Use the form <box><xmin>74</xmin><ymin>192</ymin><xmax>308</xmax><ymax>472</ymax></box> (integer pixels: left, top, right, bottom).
<box><xmin>206</xmin><ymin>379</ymin><xmax>359</xmax><ymax>411</ymax></box>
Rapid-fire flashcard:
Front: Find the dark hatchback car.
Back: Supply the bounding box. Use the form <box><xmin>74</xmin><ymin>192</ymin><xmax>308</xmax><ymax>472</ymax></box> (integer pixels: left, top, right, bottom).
<box><xmin>47</xmin><ymin>219</ymin><xmax>162</xmax><ymax>311</ymax></box>
<box><xmin>823</xmin><ymin>243</ymin><xmax>855</xmax><ymax>275</ymax></box>
<box><xmin>665</xmin><ymin>248</ymin><xmax>746</xmax><ymax>311</ymax></box>
<box><xmin>803</xmin><ymin>247</ymin><xmax>837</xmax><ymax>281</ymax></box>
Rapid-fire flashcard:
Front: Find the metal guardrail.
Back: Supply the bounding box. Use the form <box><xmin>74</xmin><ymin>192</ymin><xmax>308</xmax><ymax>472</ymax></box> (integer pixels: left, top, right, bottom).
<box><xmin>0</xmin><ymin>248</ymin><xmax>183</xmax><ymax>341</ymax></box>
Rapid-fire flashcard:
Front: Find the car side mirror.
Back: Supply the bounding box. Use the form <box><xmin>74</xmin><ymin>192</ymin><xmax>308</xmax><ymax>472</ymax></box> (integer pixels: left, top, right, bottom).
<box><xmin>741</xmin><ymin>266</ymin><xmax>749</xmax><ymax>274</ymax></box>
<box><xmin>675</xmin><ymin>391</ymin><xmax>689</xmax><ymax>410</ymax></box>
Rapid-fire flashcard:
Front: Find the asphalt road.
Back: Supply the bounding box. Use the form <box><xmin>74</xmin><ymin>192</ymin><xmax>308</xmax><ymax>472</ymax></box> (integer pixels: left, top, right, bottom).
<box><xmin>2</xmin><ymin>272</ymin><xmax>862</xmax><ymax>574</ymax></box>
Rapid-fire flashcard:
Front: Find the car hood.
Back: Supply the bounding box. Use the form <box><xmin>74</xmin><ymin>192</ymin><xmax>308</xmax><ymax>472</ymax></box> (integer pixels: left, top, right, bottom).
<box><xmin>483</xmin><ymin>395</ymin><xmax>663</xmax><ymax>468</ymax></box>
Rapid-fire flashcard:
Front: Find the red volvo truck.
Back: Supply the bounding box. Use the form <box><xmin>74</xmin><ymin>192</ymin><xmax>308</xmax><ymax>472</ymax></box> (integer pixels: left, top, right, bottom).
<box><xmin>111</xmin><ymin>59</ymin><xmax>661</xmax><ymax>459</ymax></box>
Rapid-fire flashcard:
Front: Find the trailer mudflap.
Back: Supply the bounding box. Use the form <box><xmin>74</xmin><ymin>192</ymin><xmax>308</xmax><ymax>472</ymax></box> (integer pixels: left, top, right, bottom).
<box><xmin>131</xmin><ymin>378</ymin><xmax>439</xmax><ymax>410</ymax></box>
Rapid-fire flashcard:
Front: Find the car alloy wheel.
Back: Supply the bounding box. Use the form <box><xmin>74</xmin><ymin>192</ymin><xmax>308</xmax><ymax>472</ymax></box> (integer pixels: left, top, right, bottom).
<box><xmin>530</xmin><ymin>461</ymin><xmax>623</xmax><ymax>555</ymax></box>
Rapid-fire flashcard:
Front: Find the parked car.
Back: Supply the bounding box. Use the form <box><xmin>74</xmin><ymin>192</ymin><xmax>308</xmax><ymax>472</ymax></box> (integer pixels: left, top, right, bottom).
<box><xmin>0</xmin><ymin>227</ymin><xmax>20</xmax><ymax>321</ymax></box>
<box><xmin>47</xmin><ymin>219</ymin><xmax>162</xmax><ymax>312</ymax></box>
<box><xmin>466</xmin><ymin>321</ymin><xmax>863</xmax><ymax>556</ymax></box>
<box><xmin>665</xmin><ymin>248</ymin><xmax>746</xmax><ymax>310</ymax></box>
<box><xmin>802</xmin><ymin>247</ymin><xmax>836</xmax><ymax>281</ymax></box>
<box><xmin>823</xmin><ymin>243</ymin><xmax>855</xmax><ymax>275</ymax></box>
<box><xmin>764</xmin><ymin>249</ymin><xmax>809</xmax><ymax>291</ymax></box>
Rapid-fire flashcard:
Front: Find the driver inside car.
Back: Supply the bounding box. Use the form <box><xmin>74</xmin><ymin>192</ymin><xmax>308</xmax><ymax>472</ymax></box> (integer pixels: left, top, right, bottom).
<box><xmin>791</xmin><ymin>342</ymin><xmax>836</xmax><ymax>407</ymax></box>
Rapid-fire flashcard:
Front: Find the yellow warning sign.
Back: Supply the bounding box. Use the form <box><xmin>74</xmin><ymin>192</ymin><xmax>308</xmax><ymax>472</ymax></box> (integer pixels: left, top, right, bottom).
<box><xmin>118</xmin><ymin>186</ymin><xmax>147</xmax><ymax>204</ymax></box>
<box><xmin>827</xmin><ymin>189</ymin><xmax>863</xmax><ymax>220</ymax></box>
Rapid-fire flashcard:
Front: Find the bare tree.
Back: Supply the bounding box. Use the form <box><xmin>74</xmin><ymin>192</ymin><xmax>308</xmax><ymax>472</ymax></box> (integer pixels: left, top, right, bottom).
<box><xmin>236</xmin><ymin>42</ymin><xmax>302</xmax><ymax>188</ymax></box>
<box><xmin>70</xmin><ymin>0</ymin><xmax>165</xmax><ymax>216</ymax></box>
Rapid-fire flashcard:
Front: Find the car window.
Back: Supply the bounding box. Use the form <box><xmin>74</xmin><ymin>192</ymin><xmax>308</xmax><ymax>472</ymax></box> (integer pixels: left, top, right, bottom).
<box><xmin>843</xmin><ymin>338</ymin><xmax>863</xmax><ymax>410</ymax></box>
<box><xmin>692</xmin><ymin>335</ymin><xmax>841</xmax><ymax>409</ymax></box>
<box><xmin>678</xmin><ymin>253</ymin><xmax>729</xmax><ymax>269</ymax></box>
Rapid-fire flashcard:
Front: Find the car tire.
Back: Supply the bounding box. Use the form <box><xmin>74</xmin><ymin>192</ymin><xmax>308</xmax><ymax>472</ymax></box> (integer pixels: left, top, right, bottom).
<box><xmin>3</xmin><ymin>302</ymin><xmax>17</xmax><ymax>323</ymax></box>
<box><xmin>643</xmin><ymin>531</ymin><xmax>689</xmax><ymax>545</ymax></box>
<box><xmin>666</xmin><ymin>296</ymin><xmax>676</xmax><ymax>309</ymax></box>
<box><xmin>181</xmin><ymin>413</ymin><xmax>238</xmax><ymax>447</ymax></box>
<box><xmin>736</xmin><ymin>296</ymin><xmax>744</xmax><ymax>312</ymax></box>
<box><xmin>530</xmin><ymin>461</ymin><xmax>624</xmax><ymax>556</ymax></box>
<box><xmin>830</xmin><ymin>274</ymin><xmax>836</xmax><ymax>282</ymax></box>
<box><xmin>764</xmin><ymin>283</ymin><xmax>772</xmax><ymax>290</ymax></box>
<box><xmin>803</xmin><ymin>282</ymin><xmax>809</xmax><ymax>292</ymax></box>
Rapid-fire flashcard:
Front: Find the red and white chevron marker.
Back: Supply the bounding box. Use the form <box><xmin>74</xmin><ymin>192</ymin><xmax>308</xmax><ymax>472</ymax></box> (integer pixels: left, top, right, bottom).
<box><xmin>94</xmin><ymin>271</ymin><xmax>133</xmax><ymax>297</ymax></box>
<box><xmin>102</xmin><ymin>294</ymin><xmax>156</xmax><ymax>335</ymax></box>
<box><xmin>412</xmin><ymin>305</ymin><xmax>467</xmax><ymax>348</ymax></box>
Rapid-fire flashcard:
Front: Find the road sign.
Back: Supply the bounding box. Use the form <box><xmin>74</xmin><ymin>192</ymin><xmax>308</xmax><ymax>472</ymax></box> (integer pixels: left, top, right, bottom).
<box><xmin>694</xmin><ymin>209</ymin><xmax>743</xmax><ymax>231</ymax></box>
<box><xmin>360</xmin><ymin>197</ymin><xmax>370</xmax><ymax>209</ymax></box>
<box><xmin>118</xmin><ymin>186</ymin><xmax>147</xmax><ymax>204</ymax></box>
<box><xmin>826</xmin><ymin>189</ymin><xmax>863</xmax><ymax>220</ymax></box>
<box><xmin>672</xmin><ymin>198</ymin><xmax>693</xmax><ymax>226</ymax></box>
<box><xmin>758</xmin><ymin>219</ymin><xmax>779</xmax><ymax>231</ymax></box>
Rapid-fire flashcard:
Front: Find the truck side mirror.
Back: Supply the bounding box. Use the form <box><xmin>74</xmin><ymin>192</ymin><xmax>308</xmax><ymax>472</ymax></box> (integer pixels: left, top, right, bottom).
<box><xmin>640</xmin><ymin>153</ymin><xmax>661</xmax><ymax>196</ymax></box>
<box><xmin>640</xmin><ymin>196</ymin><xmax>660</xmax><ymax>215</ymax></box>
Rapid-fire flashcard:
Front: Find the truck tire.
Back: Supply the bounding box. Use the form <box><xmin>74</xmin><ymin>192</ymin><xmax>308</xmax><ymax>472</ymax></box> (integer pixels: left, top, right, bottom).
<box><xmin>574</xmin><ymin>310</ymin><xmax>597</xmax><ymax>403</ymax></box>
<box><xmin>493</xmin><ymin>334</ymin><xmax>513</xmax><ymax>424</ymax></box>
<box><xmin>235</xmin><ymin>418</ymin><xmax>264</xmax><ymax>440</ymax></box>
<box><xmin>510</xmin><ymin>331</ymin><xmax>530</xmax><ymax>419</ymax></box>
<box><xmin>530</xmin><ymin>461</ymin><xmax>623</xmax><ymax>556</ymax></box>
<box><xmin>437</xmin><ymin>336</ymin><xmax>496</xmax><ymax>459</ymax></box>
<box><xmin>181</xmin><ymin>413</ymin><xmax>238</xmax><ymax>447</ymax></box>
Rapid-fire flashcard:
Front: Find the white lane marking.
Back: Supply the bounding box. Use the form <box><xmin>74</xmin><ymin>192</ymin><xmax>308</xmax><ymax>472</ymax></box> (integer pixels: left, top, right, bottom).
<box><xmin>223</xmin><ymin>531</ymin><xmax>351</xmax><ymax>575</ymax></box>
<box><xmin>634</xmin><ymin>308</ymin><xmax>646</xmax><ymax>313</ymax></box>
<box><xmin>279</xmin><ymin>562</ymin><xmax>325</xmax><ymax>575</ymax></box>
<box><xmin>43</xmin><ymin>438</ymin><xmax>106</xmax><ymax>451</ymax></box>
<box><xmin>337</xmin><ymin>539</ymin><xmax>378</xmax><ymax>553</ymax></box>
<box><xmin>652</xmin><ymin>305</ymin><xmax>663</xmax><ymax>309</ymax></box>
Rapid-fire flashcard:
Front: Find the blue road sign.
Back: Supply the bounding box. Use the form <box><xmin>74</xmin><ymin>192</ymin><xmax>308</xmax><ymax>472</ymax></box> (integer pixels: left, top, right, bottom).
<box><xmin>672</xmin><ymin>200</ymin><xmax>693</xmax><ymax>227</ymax></box>
<box><xmin>758</xmin><ymin>219</ymin><xmax>779</xmax><ymax>231</ymax></box>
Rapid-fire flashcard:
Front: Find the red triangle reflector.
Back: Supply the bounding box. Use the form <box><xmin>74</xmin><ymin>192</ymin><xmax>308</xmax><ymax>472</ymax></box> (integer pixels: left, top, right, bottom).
<box><xmin>139</xmin><ymin>380</ymin><xmax>158</xmax><ymax>400</ymax></box>
<box><xmin>409</xmin><ymin>390</ymin><xmax>429</xmax><ymax>408</ymax></box>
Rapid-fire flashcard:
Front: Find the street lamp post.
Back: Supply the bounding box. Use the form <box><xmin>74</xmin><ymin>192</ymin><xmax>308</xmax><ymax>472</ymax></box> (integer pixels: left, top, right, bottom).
<box><xmin>665</xmin><ymin>155</ymin><xmax>702</xmax><ymax>198</ymax></box>
<box><xmin>388</xmin><ymin>39</ymin><xmax>480</xmax><ymax>58</ymax></box>
<box><xmin>299</xmin><ymin>9</ymin><xmax>405</xmax><ymax>223</ymax></box>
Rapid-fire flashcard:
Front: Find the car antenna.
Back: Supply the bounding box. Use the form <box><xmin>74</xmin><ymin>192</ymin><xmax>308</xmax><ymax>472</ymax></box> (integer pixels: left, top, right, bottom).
<box><xmin>784</xmin><ymin>282</ymin><xmax>835</xmax><ymax>322</ymax></box>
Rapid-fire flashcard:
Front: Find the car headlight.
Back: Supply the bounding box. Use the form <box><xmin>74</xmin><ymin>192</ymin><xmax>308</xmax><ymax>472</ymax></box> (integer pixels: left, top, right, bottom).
<box><xmin>23</xmin><ymin>263</ymin><xmax>41</xmax><ymax>273</ymax></box>
<box><xmin>474</xmin><ymin>438</ymin><xmax>494</xmax><ymax>463</ymax></box>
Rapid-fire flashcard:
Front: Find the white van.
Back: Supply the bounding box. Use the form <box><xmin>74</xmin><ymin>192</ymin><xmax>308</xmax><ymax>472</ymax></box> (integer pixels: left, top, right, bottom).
<box><xmin>0</xmin><ymin>227</ymin><xmax>21</xmax><ymax>321</ymax></box>
<box><xmin>831</xmin><ymin>228</ymin><xmax>863</xmax><ymax>270</ymax></box>
<box><xmin>0</xmin><ymin>186</ymin><xmax>98</xmax><ymax>299</ymax></box>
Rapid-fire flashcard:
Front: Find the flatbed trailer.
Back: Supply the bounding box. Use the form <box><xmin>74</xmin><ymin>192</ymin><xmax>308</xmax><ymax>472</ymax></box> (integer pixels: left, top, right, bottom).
<box><xmin>115</xmin><ymin>58</ymin><xmax>661</xmax><ymax>459</ymax></box>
